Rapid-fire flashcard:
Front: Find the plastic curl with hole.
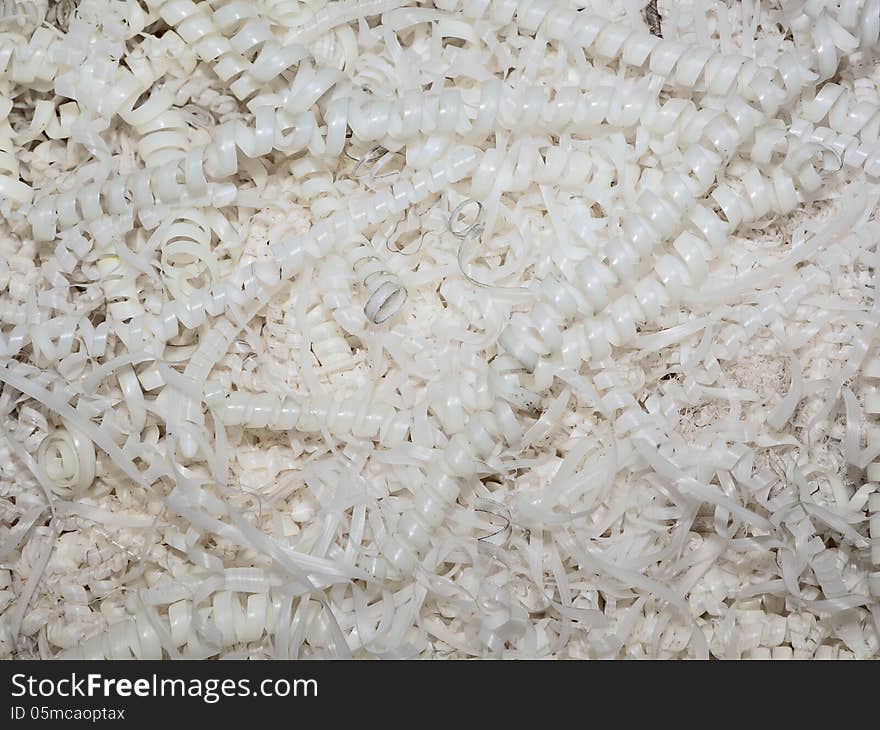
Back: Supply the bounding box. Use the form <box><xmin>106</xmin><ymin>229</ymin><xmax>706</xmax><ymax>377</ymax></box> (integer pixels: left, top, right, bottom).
<box><xmin>343</xmin><ymin>235</ymin><xmax>407</xmax><ymax>325</ymax></box>
<box><xmin>37</xmin><ymin>423</ymin><xmax>97</xmax><ymax>498</ymax></box>
<box><xmin>157</xmin><ymin>208</ymin><xmax>223</xmax><ymax>305</ymax></box>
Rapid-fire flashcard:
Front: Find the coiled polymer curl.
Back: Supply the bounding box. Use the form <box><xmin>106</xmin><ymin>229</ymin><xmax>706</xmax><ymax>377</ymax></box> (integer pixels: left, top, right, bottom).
<box><xmin>177</xmin><ymin>151</ymin><xmax>478</xmax><ymax>376</ymax></box>
<box><xmin>157</xmin><ymin>207</ymin><xmax>222</xmax><ymax>304</ymax></box>
<box><xmin>12</xmin><ymin>98</ymin><xmax>78</xmax><ymax>146</ymax></box>
<box><xmin>366</xmin><ymin>458</ymin><xmax>465</xmax><ymax>580</ymax></box>
<box><xmin>472</xmin><ymin>136</ymin><xmax>722</xmax><ymax>268</ymax></box>
<box><xmin>26</xmin><ymin>81</ymin><xmax>420</xmax><ymax>240</ymax></box>
<box><xmin>59</xmin><ymin>589</ymin><xmax>349</xmax><ymax>658</ymax></box>
<box><xmin>26</xmin><ymin>62</ymin><xmax>837</xmax><ymax>246</ymax></box>
<box><xmin>286</xmin><ymin>0</ymin><xmax>408</xmax><ymax>45</ymax></box>
<box><xmin>344</xmin><ymin>235</ymin><xmax>407</xmax><ymax>325</ymax></box>
<box><xmin>799</xmin><ymin>82</ymin><xmax>880</xmax><ymax>175</ymax></box>
<box><xmin>145</xmin><ymin>0</ymin><xmax>313</xmax><ymax>101</ymax></box>
<box><xmin>36</xmin><ymin>423</ymin><xmax>97</xmax><ymax>498</ymax></box>
<box><xmin>94</xmin><ymin>235</ymin><xmax>144</xmax><ymax>325</ymax></box>
<box><xmin>498</xmin><ymin>150</ymin><xmax>721</xmax><ymax>373</ymax></box>
<box><xmin>262</xmin><ymin>294</ymin><xmax>358</xmax><ymax>380</ymax></box>
<box><xmin>207</xmin><ymin>0</ymin><xmax>285</xmax><ymax>98</ymax></box>
<box><xmin>27</xmin><ymin>64</ymin><xmax>744</xmax><ymax>181</ymax></box>
<box><xmin>27</xmin><ymin>50</ymin><xmax>338</xmax><ymax>242</ymax></box>
<box><xmin>317</xmin><ymin>254</ymin><xmax>366</xmax><ymax>337</ymax></box>
<box><xmin>206</xmin><ymin>344</ymin><xmax>535</xmax><ymax>445</ymax></box>
<box><xmin>26</xmin><ymin>89</ymin><xmax>324</xmax><ymax>241</ymax></box>
<box><xmin>0</xmin><ymin>94</ymin><xmax>31</xmax><ymax>205</ymax></box>
<box><xmin>123</xmin><ymin>90</ymin><xmax>194</xmax><ymax>169</ymax></box>
<box><xmin>437</xmin><ymin>0</ymin><xmax>799</xmax><ymax>105</ymax></box>
<box><xmin>151</xmin><ymin>0</ymin><xmax>348</xmax><ymax>118</ymax></box>
<box><xmin>4</xmin><ymin>26</ymin><xmax>63</xmax><ymax>89</ymax></box>
<box><xmin>289</xmin><ymin>156</ymin><xmax>351</xmax><ymax>220</ymax></box>
<box><xmin>300</xmin><ymin>303</ymin><xmax>358</xmax><ymax>375</ymax></box>
<box><xmin>205</xmin><ymin>385</ymin><xmax>414</xmax><ymax>447</ymax></box>
<box><xmin>224</xmin><ymin>147</ymin><xmax>479</xmax><ymax>324</ymax></box>
<box><xmin>319</xmin><ymin>74</ymin><xmax>788</xmax><ymax>159</ymax></box>
<box><xmin>60</xmin><ymin>591</ymin><xmax>275</xmax><ymax>658</ymax></box>
<box><xmin>836</xmin><ymin>0</ymin><xmax>880</xmax><ymax>59</ymax></box>
<box><xmin>591</xmin><ymin>366</ymin><xmax>653</xmax><ymax>440</ymax></box>
<box><xmin>471</xmin><ymin>122</ymin><xmax>806</xmax><ymax>325</ymax></box>
<box><xmin>268</xmin><ymin>145</ymin><xmax>480</xmax><ymax>281</ymax></box>
<box><xmin>836</xmin><ymin>0</ymin><xmax>880</xmax><ymax>51</ymax></box>
<box><xmin>500</xmin><ymin>152</ymin><xmax>825</xmax><ymax>374</ymax></box>
<box><xmin>6</xmin><ymin>3</ymin><xmax>152</xmax><ymax>89</ymax></box>
<box><xmin>27</xmin><ymin>148</ymin><xmax>236</xmax><ymax>243</ymax></box>
<box><xmin>785</xmin><ymin>0</ymin><xmax>880</xmax><ymax>81</ymax></box>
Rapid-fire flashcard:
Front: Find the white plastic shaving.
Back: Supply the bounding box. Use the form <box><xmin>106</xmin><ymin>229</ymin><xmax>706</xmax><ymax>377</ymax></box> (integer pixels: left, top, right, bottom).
<box><xmin>1</xmin><ymin>0</ymin><xmax>880</xmax><ymax>660</ymax></box>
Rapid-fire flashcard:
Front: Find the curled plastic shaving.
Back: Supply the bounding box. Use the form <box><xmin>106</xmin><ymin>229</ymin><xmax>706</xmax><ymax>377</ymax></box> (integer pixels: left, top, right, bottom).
<box><xmin>782</xmin><ymin>0</ymin><xmax>880</xmax><ymax>81</ymax></box>
<box><xmin>36</xmin><ymin>424</ymin><xmax>97</xmax><ymax>499</ymax></box>
<box><xmin>0</xmin><ymin>96</ymin><xmax>32</xmax><ymax>205</ymax></box>
<box><xmin>3</xmin><ymin>0</ymin><xmax>880</xmax><ymax>662</ymax></box>
<box><xmin>345</xmin><ymin>236</ymin><xmax>407</xmax><ymax>325</ymax></box>
<box><xmin>448</xmin><ymin>198</ymin><xmax>485</xmax><ymax>240</ymax></box>
<box><xmin>157</xmin><ymin>208</ymin><xmax>221</xmax><ymax>302</ymax></box>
